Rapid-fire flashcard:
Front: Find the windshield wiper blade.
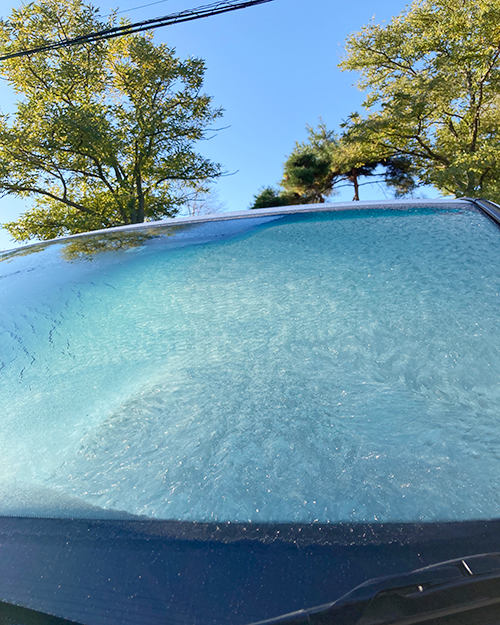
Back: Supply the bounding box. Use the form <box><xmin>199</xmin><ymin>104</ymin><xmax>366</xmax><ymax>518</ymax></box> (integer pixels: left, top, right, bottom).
<box><xmin>251</xmin><ymin>553</ymin><xmax>500</xmax><ymax>625</ymax></box>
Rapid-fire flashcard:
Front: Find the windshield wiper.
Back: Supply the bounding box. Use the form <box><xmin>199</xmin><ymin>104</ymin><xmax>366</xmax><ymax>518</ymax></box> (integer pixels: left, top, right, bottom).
<box><xmin>251</xmin><ymin>553</ymin><xmax>500</xmax><ymax>625</ymax></box>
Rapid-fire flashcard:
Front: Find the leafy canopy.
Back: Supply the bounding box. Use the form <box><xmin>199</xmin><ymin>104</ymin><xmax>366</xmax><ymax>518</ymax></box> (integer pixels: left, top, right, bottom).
<box><xmin>340</xmin><ymin>0</ymin><xmax>500</xmax><ymax>200</ymax></box>
<box><xmin>251</xmin><ymin>186</ymin><xmax>297</xmax><ymax>209</ymax></box>
<box><xmin>0</xmin><ymin>0</ymin><xmax>223</xmax><ymax>241</ymax></box>
<box><xmin>250</xmin><ymin>122</ymin><xmax>413</xmax><ymax>208</ymax></box>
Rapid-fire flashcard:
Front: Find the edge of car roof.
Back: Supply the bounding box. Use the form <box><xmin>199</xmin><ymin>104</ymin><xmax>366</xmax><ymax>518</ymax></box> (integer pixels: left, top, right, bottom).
<box><xmin>1</xmin><ymin>197</ymin><xmax>477</xmax><ymax>255</ymax></box>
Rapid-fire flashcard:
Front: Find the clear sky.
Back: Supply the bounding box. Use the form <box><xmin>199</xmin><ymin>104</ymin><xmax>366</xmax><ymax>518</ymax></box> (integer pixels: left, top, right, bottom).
<box><xmin>0</xmin><ymin>0</ymin><xmax>441</xmax><ymax>251</ymax></box>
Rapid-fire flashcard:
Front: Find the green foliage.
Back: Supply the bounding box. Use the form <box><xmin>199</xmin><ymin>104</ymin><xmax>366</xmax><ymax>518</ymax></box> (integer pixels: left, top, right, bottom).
<box><xmin>250</xmin><ymin>121</ymin><xmax>410</xmax><ymax>207</ymax></box>
<box><xmin>250</xmin><ymin>186</ymin><xmax>297</xmax><ymax>209</ymax></box>
<box><xmin>340</xmin><ymin>0</ymin><xmax>500</xmax><ymax>200</ymax></box>
<box><xmin>334</xmin><ymin>114</ymin><xmax>418</xmax><ymax>199</ymax></box>
<box><xmin>281</xmin><ymin>125</ymin><xmax>336</xmax><ymax>203</ymax></box>
<box><xmin>383</xmin><ymin>156</ymin><xmax>419</xmax><ymax>197</ymax></box>
<box><xmin>0</xmin><ymin>0</ymin><xmax>222</xmax><ymax>241</ymax></box>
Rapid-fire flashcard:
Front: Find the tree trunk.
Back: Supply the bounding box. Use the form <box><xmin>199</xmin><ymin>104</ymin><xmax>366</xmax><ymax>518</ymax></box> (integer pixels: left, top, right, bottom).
<box><xmin>135</xmin><ymin>174</ymin><xmax>145</xmax><ymax>223</ymax></box>
<box><xmin>352</xmin><ymin>172</ymin><xmax>360</xmax><ymax>201</ymax></box>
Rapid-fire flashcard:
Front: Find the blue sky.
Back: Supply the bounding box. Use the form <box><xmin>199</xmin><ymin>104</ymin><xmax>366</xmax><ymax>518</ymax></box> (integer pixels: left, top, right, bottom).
<box><xmin>0</xmin><ymin>0</ymin><xmax>440</xmax><ymax>250</ymax></box>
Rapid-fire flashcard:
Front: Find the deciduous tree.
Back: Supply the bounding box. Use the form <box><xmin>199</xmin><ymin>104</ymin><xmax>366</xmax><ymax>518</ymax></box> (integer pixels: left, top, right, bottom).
<box><xmin>340</xmin><ymin>0</ymin><xmax>500</xmax><ymax>200</ymax></box>
<box><xmin>0</xmin><ymin>0</ymin><xmax>222</xmax><ymax>241</ymax></box>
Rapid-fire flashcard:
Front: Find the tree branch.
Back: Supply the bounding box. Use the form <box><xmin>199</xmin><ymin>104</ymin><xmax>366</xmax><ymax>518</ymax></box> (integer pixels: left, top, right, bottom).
<box><xmin>1</xmin><ymin>183</ymin><xmax>95</xmax><ymax>214</ymax></box>
<box><xmin>361</xmin><ymin>45</ymin><xmax>419</xmax><ymax>77</ymax></box>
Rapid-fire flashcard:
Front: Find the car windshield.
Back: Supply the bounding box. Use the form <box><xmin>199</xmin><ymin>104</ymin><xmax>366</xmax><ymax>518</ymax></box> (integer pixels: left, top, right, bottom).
<box><xmin>1</xmin><ymin>200</ymin><xmax>499</xmax><ymax>525</ymax></box>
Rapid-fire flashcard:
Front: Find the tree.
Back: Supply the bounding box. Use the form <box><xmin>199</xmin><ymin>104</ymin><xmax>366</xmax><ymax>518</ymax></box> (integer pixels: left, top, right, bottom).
<box><xmin>334</xmin><ymin>114</ymin><xmax>418</xmax><ymax>199</ymax></box>
<box><xmin>318</xmin><ymin>122</ymin><xmax>379</xmax><ymax>202</ymax></box>
<box><xmin>250</xmin><ymin>122</ymin><xmax>411</xmax><ymax>208</ymax></box>
<box><xmin>250</xmin><ymin>125</ymin><xmax>337</xmax><ymax>209</ymax></box>
<box><xmin>0</xmin><ymin>0</ymin><xmax>222</xmax><ymax>241</ymax></box>
<box><xmin>340</xmin><ymin>0</ymin><xmax>500</xmax><ymax>200</ymax></box>
<box><xmin>181</xmin><ymin>183</ymin><xmax>227</xmax><ymax>217</ymax></box>
<box><xmin>251</xmin><ymin>186</ymin><xmax>297</xmax><ymax>209</ymax></box>
<box><xmin>281</xmin><ymin>125</ymin><xmax>337</xmax><ymax>203</ymax></box>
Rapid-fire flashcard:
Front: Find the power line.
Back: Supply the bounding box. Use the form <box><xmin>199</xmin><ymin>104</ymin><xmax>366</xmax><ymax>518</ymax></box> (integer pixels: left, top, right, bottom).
<box><xmin>99</xmin><ymin>0</ymin><xmax>171</xmax><ymax>19</ymax></box>
<box><xmin>0</xmin><ymin>0</ymin><xmax>274</xmax><ymax>62</ymax></box>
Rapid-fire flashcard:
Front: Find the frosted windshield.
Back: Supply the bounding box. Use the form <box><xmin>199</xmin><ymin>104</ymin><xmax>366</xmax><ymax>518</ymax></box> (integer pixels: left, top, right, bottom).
<box><xmin>1</xmin><ymin>206</ymin><xmax>500</xmax><ymax>523</ymax></box>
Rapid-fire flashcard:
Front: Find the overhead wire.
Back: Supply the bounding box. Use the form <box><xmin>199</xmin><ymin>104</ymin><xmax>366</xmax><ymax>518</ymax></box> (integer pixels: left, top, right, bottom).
<box><xmin>0</xmin><ymin>0</ymin><xmax>274</xmax><ymax>62</ymax></box>
<box><xmin>99</xmin><ymin>0</ymin><xmax>171</xmax><ymax>19</ymax></box>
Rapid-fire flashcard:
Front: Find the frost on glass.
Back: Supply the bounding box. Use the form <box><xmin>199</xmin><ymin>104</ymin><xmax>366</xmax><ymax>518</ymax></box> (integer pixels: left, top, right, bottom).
<box><xmin>1</xmin><ymin>207</ymin><xmax>500</xmax><ymax>523</ymax></box>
